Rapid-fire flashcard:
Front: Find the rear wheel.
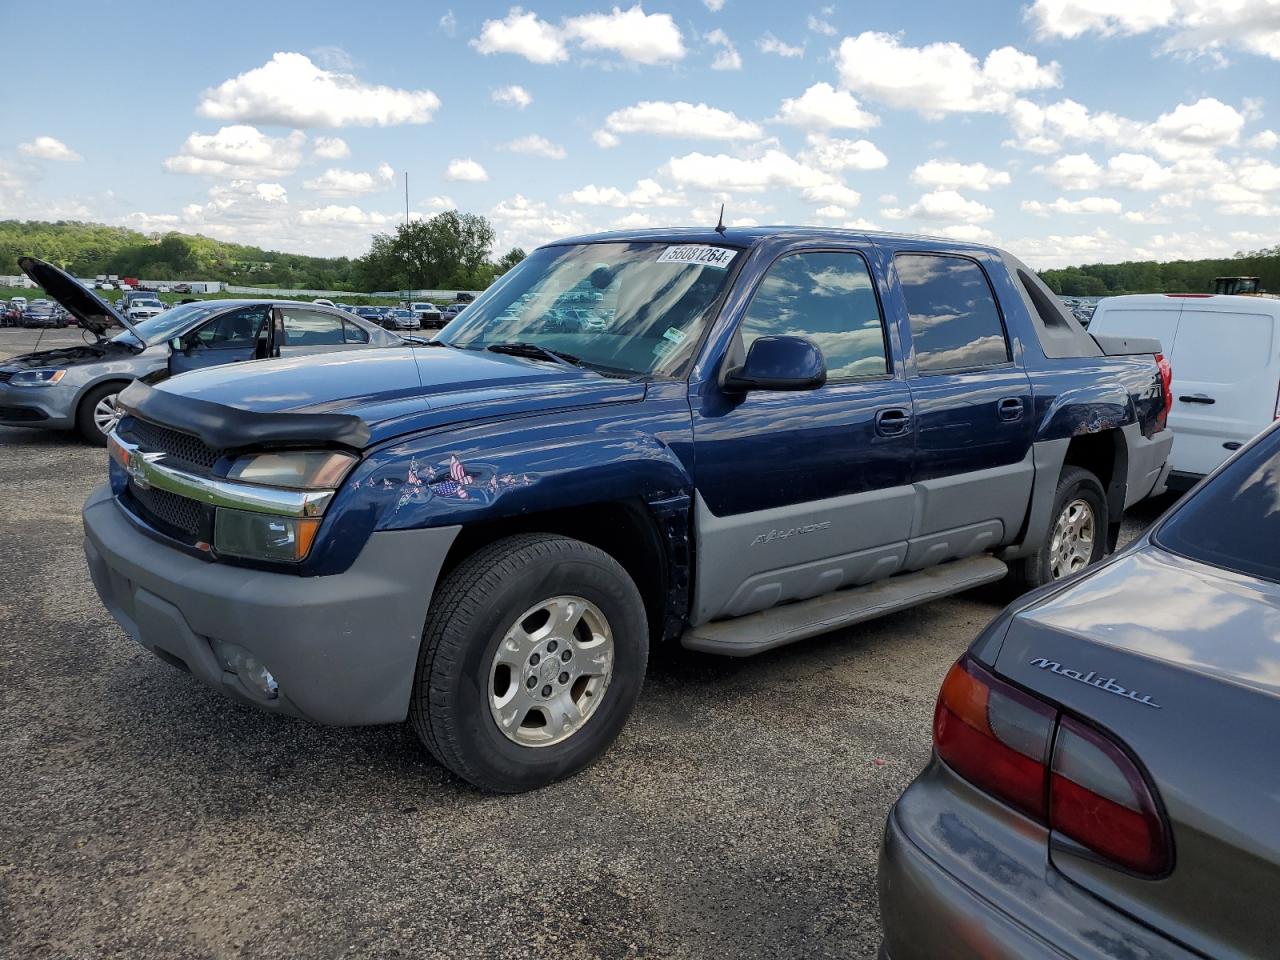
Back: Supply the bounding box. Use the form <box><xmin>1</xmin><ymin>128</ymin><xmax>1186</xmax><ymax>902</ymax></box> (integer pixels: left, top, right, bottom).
<box><xmin>76</xmin><ymin>382</ymin><xmax>127</xmax><ymax>446</ymax></box>
<box><xmin>1007</xmin><ymin>466</ymin><xmax>1109</xmax><ymax>592</ymax></box>
<box><xmin>410</xmin><ymin>534</ymin><xmax>648</xmax><ymax>792</ymax></box>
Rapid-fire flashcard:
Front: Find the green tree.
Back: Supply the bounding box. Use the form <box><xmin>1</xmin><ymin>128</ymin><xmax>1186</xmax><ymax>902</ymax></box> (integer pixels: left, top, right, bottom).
<box><xmin>495</xmin><ymin>247</ymin><xmax>527</xmax><ymax>275</ymax></box>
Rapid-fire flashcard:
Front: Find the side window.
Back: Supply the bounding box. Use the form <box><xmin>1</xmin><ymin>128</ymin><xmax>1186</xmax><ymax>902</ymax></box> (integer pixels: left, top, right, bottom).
<box><xmin>191</xmin><ymin>306</ymin><xmax>268</xmax><ymax>349</ymax></box>
<box><xmin>897</xmin><ymin>254</ymin><xmax>1010</xmax><ymax>373</ymax></box>
<box><xmin>740</xmin><ymin>251</ymin><xmax>889</xmax><ymax>380</ymax></box>
<box><xmin>343</xmin><ymin>320</ymin><xmax>371</xmax><ymax>344</ymax></box>
<box><xmin>280</xmin><ymin>308</ymin><xmax>345</xmax><ymax>346</ymax></box>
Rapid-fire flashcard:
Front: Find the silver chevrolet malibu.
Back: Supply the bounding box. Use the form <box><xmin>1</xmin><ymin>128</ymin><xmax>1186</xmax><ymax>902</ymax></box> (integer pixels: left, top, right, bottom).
<box><xmin>878</xmin><ymin>419</ymin><xmax>1280</xmax><ymax>958</ymax></box>
<box><xmin>0</xmin><ymin>257</ymin><xmax>400</xmax><ymax>445</ymax></box>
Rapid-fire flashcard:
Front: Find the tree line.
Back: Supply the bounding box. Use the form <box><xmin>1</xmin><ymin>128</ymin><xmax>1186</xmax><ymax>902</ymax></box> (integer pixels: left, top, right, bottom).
<box><xmin>1039</xmin><ymin>245</ymin><xmax>1280</xmax><ymax>296</ymax></box>
<box><xmin>0</xmin><ymin>215</ymin><xmax>526</xmax><ymax>292</ymax></box>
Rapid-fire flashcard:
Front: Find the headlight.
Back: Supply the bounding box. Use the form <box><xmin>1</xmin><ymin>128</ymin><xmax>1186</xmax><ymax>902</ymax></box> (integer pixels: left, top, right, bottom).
<box><xmin>9</xmin><ymin>368</ymin><xmax>67</xmax><ymax>387</ymax></box>
<box><xmin>214</xmin><ymin>508</ymin><xmax>321</xmax><ymax>562</ymax></box>
<box><xmin>225</xmin><ymin>450</ymin><xmax>357</xmax><ymax>489</ymax></box>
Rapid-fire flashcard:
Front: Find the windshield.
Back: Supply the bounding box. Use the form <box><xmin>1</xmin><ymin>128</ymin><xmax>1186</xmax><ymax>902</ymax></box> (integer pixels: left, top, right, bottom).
<box><xmin>437</xmin><ymin>241</ymin><xmax>740</xmax><ymax>378</ymax></box>
<box><xmin>133</xmin><ymin>299</ymin><xmax>162</xmax><ymax>308</ymax></box>
<box><xmin>110</xmin><ymin>300</ymin><xmax>224</xmax><ymax>347</ymax></box>
<box><xmin>1154</xmin><ymin>425</ymin><xmax>1280</xmax><ymax>583</ymax></box>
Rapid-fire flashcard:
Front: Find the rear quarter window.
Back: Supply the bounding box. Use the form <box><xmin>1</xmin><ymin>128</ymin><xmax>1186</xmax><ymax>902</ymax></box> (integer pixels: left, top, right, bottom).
<box><xmin>1154</xmin><ymin>426</ymin><xmax>1280</xmax><ymax>583</ymax></box>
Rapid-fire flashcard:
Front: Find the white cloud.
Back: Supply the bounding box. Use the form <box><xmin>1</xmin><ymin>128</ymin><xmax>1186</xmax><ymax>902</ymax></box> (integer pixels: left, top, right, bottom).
<box><xmin>593</xmin><ymin>130</ymin><xmax>621</xmax><ymax>149</ymax></box>
<box><xmin>297</xmin><ymin>204</ymin><xmax>396</xmax><ymax>227</ymax></box>
<box><xmin>1007</xmin><ymin>95</ymin><xmax>1245</xmax><ymax>161</ymax></box>
<box><xmin>800</xmin><ymin>135</ymin><xmax>888</xmax><ymax>172</ymax></box>
<box><xmin>703</xmin><ymin>0</ymin><xmax>725</xmax><ymax>10</ymax></box>
<box><xmin>773</xmin><ymin>83</ymin><xmax>878</xmax><ymax>130</ymax></box>
<box><xmin>1104</xmin><ymin>153</ymin><xmax>1177</xmax><ymax>191</ymax></box>
<box><xmin>664</xmin><ymin>149</ymin><xmax>831</xmax><ymax>193</ymax></box>
<box><xmin>1237</xmin><ymin>159</ymin><xmax>1280</xmax><ymax>193</ymax></box>
<box><xmin>1036</xmin><ymin>152</ymin><xmax>1105</xmax><ymax>189</ymax></box>
<box><xmin>473</xmin><ymin>8</ymin><xmax>568</xmax><ymax>63</ymax></box>
<box><xmin>564</xmin><ymin>5</ymin><xmax>685</xmax><ymax>64</ymax></box>
<box><xmin>445</xmin><ymin>158</ymin><xmax>489</xmax><ymax>182</ymax></box>
<box><xmin>1022</xmin><ymin>196</ymin><xmax>1124</xmax><ymax>215</ymax></box>
<box><xmin>910</xmin><ymin>160</ymin><xmax>1011</xmax><ymax>191</ymax></box>
<box><xmin>422</xmin><ymin>195</ymin><xmax>456</xmax><ymax>212</ymax></box>
<box><xmin>565</xmin><ymin>178</ymin><xmax>683</xmax><ymax>207</ymax></box>
<box><xmin>311</xmin><ymin>136</ymin><xmax>350</xmax><ymax>159</ymax></box>
<box><xmin>599</xmin><ymin>101</ymin><xmax>763</xmax><ymax>141</ymax></box>
<box><xmin>808</xmin><ymin>13</ymin><xmax>837</xmax><ymax>36</ymax></box>
<box><xmin>490</xmin><ymin>193</ymin><xmax>594</xmax><ymax>250</ymax></box>
<box><xmin>937</xmin><ymin>224</ymin><xmax>999</xmax><ymax>242</ymax></box>
<box><xmin>612</xmin><ymin>212</ymin><xmax>657</xmax><ymax>229</ymax></box>
<box><xmin>883</xmin><ymin>189</ymin><xmax>995</xmax><ymax>222</ymax></box>
<box><xmin>706</xmin><ymin>29</ymin><xmax>742</xmax><ymax>70</ymax></box>
<box><xmin>1249</xmin><ymin>129</ymin><xmax>1280</xmax><ymax>150</ymax></box>
<box><xmin>802</xmin><ymin>183</ymin><xmax>863</xmax><ymax>207</ymax></box>
<box><xmin>163</xmin><ymin>126</ymin><xmax>305</xmax><ymax>178</ymax></box>
<box><xmin>439</xmin><ymin>9</ymin><xmax>457</xmax><ymax>37</ymax></box>
<box><xmin>492</xmin><ymin>84</ymin><xmax>533</xmax><ymax>108</ymax></box>
<box><xmin>1026</xmin><ymin>0</ymin><xmax>1280</xmax><ymax>61</ymax></box>
<box><xmin>197</xmin><ymin>52</ymin><xmax>441</xmax><ymax>127</ymax></box>
<box><xmin>814</xmin><ymin>204</ymin><xmax>847</xmax><ymax>218</ymax></box>
<box><xmin>302</xmin><ymin>164</ymin><xmax>396</xmax><ymax>196</ymax></box>
<box><xmin>503</xmin><ymin>134</ymin><xmax>567</xmax><ymax>159</ymax></box>
<box><xmin>17</xmin><ymin>136</ymin><xmax>82</xmax><ymax>162</ymax></box>
<box><xmin>837</xmin><ymin>32</ymin><xmax>1060</xmax><ymax>117</ymax></box>
<box><xmin>759</xmin><ymin>33</ymin><xmax>804</xmax><ymax>57</ymax></box>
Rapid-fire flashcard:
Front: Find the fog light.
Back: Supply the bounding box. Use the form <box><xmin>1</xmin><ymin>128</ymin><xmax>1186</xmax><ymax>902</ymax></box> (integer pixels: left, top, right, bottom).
<box><xmin>212</xmin><ymin>640</ymin><xmax>279</xmax><ymax>700</ymax></box>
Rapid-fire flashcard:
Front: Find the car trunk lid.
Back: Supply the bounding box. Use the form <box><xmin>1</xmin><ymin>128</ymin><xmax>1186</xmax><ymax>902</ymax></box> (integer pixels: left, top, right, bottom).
<box><xmin>992</xmin><ymin>544</ymin><xmax>1280</xmax><ymax>959</ymax></box>
<box><xmin>18</xmin><ymin>256</ymin><xmax>139</xmax><ymax>341</ymax></box>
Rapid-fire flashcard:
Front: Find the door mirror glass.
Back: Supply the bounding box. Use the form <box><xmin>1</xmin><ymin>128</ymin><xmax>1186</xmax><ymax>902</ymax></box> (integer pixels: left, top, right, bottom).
<box><xmin>723</xmin><ymin>335</ymin><xmax>826</xmax><ymax>392</ymax></box>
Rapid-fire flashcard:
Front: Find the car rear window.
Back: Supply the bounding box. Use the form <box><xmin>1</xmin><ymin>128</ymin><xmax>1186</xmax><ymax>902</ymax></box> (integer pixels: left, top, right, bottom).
<box><xmin>1154</xmin><ymin>425</ymin><xmax>1280</xmax><ymax>583</ymax></box>
<box><xmin>1173</xmin><ymin>310</ymin><xmax>1275</xmax><ymax>380</ymax></box>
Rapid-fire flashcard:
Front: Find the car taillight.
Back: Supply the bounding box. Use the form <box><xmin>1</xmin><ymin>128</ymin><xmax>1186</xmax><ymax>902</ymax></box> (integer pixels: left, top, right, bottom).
<box><xmin>1050</xmin><ymin>717</ymin><xmax>1171</xmax><ymax>875</ymax></box>
<box><xmin>1154</xmin><ymin>353</ymin><xmax>1173</xmax><ymax>431</ymax></box>
<box><xmin>934</xmin><ymin>656</ymin><xmax>1172</xmax><ymax>877</ymax></box>
<box><xmin>934</xmin><ymin>656</ymin><xmax>1055</xmax><ymax>820</ymax></box>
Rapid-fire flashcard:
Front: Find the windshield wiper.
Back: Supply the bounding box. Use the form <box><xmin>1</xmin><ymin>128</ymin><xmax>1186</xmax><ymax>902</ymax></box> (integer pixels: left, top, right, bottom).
<box><xmin>486</xmin><ymin>342</ymin><xmax>582</xmax><ymax>367</ymax></box>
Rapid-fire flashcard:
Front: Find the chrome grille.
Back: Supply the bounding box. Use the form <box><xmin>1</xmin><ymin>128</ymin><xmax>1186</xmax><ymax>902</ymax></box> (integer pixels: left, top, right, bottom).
<box><xmin>125</xmin><ymin>418</ymin><xmax>225</xmax><ymax>470</ymax></box>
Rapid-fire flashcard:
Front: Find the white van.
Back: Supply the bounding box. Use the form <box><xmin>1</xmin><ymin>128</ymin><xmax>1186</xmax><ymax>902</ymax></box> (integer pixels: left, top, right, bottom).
<box><xmin>1089</xmin><ymin>293</ymin><xmax>1280</xmax><ymax>488</ymax></box>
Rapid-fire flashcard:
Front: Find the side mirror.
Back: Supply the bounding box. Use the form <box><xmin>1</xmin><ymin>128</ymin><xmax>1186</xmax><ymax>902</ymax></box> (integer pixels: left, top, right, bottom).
<box><xmin>722</xmin><ymin>335</ymin><xmax>827</xmax><ymax>392</ymax></box>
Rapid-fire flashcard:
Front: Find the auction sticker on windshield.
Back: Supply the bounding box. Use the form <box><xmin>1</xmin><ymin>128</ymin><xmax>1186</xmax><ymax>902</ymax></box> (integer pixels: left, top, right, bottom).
<box><xmin>656</xmin><ymin>245</ymin><xmax>738</xmax><ymax>268</ymax></box>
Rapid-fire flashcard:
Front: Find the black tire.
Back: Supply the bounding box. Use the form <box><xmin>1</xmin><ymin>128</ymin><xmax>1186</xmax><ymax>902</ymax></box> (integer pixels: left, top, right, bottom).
<box><xmin>410</xmin><ymin>533</ymin><xmax>648</xmax><ymax>793</ymax></box>
<box><xmin>75</xmin><ymin>381</ymin><xmax>128</xmax><ymax>446</ymax></box>
<box><xmin>1007</xmin><ymin>465</ymin><xmax>1109</xmax><ymax>593</ymax></box>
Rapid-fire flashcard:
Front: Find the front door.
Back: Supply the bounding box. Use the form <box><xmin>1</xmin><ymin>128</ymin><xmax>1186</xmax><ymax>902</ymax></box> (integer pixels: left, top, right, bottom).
<box><xmin>168</xmin><ymin>304</ymin><xmax>272</xmax><ymax>377</ymax></box>
<box><xmin>690</xmin><ymin>247</ymin><xmax>916</xmax><ymax>623</ymax></box>
<box><xmin>892</xmin><ymin>251</ymin><xmax>1034</xmax><ymax>568</ymax></box>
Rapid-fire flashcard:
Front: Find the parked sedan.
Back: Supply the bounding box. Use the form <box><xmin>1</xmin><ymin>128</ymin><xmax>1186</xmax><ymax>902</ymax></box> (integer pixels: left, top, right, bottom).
<box><xmin>21</xmin><ymin>299</ymin><xmax>62</xmax><ymax>328</ymax></box>
<box><xmin>0</xmin><ymin>257</ymin><xmax>401</xmax><ymax>445</ymax></box>
<box><xmin>879</xmin><ymin>420</ymin><xmax>1280</xmax><ymax>960</ymax></box>
<box><xmin>385</xmin><ymin>308</ymin><xmax>421</xmax><ymax>331</ymax></box>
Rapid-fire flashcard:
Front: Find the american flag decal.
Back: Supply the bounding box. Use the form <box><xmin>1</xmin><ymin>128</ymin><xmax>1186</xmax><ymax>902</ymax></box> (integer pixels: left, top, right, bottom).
<box><xmin>448</xmin><ymin>455</ymin><xmax>472</xmax><ymax>484</ymax></box>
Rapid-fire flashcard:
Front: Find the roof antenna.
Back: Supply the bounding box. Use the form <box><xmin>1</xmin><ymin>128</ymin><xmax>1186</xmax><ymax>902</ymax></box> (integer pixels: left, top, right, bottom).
<box><xmin>714</xmin><ymin>202</ymin><xmax>726</xmax><ymax>236</ymax></box>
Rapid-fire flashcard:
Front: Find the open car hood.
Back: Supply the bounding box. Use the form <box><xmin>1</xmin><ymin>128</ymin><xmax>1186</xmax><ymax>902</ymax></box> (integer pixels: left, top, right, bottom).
<box><xmin>18</xmin><ymin>256</ymin><xmax>139</xmax><ymax>340</ymax></box>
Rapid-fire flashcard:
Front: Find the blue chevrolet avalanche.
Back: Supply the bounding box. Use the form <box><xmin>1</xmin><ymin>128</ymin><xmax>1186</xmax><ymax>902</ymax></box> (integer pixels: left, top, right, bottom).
<box><xmin>82</xmin><ymin>227</ymin><xmax>1173</xmax><ymax>792</ymax></box>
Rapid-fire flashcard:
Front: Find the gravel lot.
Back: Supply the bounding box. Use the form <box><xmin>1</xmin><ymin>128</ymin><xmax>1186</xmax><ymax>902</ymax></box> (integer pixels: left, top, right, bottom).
<box><xmin>0</xmin><ymin>327</ymin><xmax>1173</xmax><ymax>959</ymax></box>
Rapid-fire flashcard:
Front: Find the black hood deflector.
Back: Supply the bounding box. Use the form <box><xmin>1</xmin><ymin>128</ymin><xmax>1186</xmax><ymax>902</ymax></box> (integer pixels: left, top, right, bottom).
<box><xmin>117</xmin><ymin>381</ymin><xmax>372</xmax><ymax>451</ymax></box>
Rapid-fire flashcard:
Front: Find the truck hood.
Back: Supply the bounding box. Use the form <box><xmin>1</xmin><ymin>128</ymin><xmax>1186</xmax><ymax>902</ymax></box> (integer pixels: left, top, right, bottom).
<box><xmin>18</xmin><ymin>256</ymin><xmax>139</xmax><ymax>340</ymax></box>
<box><xmin>149</xmin><ymin>345</ymin><xmax>648</xmax><ymax>446</ymax></box>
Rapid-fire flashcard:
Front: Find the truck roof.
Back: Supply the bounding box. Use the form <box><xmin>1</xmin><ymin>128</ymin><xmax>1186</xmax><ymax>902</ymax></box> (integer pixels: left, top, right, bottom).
<box><xmin>549</xmin><ymin>225</ymin><xmax>1002</xmax><ymax>256</ymax></box>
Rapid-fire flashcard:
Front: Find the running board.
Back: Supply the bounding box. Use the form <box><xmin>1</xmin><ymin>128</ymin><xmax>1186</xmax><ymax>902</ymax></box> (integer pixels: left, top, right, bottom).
<box><xmin>680</xmin><ymin>555</ymin><xmax>1008</xmax><ymax>657</ymax></box>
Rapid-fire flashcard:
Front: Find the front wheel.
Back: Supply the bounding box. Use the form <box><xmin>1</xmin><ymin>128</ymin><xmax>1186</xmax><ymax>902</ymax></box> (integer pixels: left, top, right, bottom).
<box><xmin>1007</xmin><ymin>465</ymin><xmax>1109</xmax><ymax>592</ymax></box>
<box><xmin>76</xmin><ymin>382</ymin><xmax>126</xmax><ymax>446</ymax></box>
<box><xmin>410</xmin><ymin>534</ymin><xmax>648</xmax><ymax>793</ymax></box>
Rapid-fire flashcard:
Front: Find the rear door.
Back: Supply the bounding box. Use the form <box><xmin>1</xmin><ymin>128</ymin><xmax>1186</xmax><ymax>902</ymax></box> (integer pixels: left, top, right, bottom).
<box><xmin>277</xmin><ymin>306</ymin><xmax>368</xmax><ymax>356</ymax></box>
<box><xmin>1167</xmin><ymin>305</ymin><xmax>1277</xmax><ymax>475</ymax></box>
<box><xmin>891</xmin><ymin>251</ymin><xmax>1034</xmax><ymax>568</ymax></box>
<box><xmin>168</xmin><ymin>304</ymin><xmax>271</xmax><ymax>376</ymax></box>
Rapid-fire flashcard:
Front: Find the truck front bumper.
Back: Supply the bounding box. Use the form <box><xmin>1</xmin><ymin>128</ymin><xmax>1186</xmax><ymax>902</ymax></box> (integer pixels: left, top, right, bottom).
<box><xmin>82</xmin><ymin>483</ymin><xmax>459</xmax><ymax>725</ymax></box>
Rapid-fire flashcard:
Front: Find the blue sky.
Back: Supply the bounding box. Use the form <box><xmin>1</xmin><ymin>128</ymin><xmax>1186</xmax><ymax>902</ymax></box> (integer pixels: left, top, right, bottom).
<box><xmin>2</xmin><ymin>0</ymin><xmax>1278</xmax><ymax>267</ymax></box>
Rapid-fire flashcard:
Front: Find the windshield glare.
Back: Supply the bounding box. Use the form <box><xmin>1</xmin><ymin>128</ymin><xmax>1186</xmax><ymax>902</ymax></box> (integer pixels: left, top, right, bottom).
<box><xmin>110</xmin><ymin>300</ymin><xmax>224</xmax><ymax>346</ymax></box>
<box><xmin>437</xmin><ymin>241</ymin><xmax>740</xmax><ymax>377</ymax></box>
